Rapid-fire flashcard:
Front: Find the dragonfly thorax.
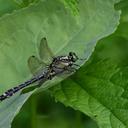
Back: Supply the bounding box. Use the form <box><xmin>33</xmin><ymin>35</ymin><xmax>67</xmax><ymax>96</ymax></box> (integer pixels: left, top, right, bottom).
<box><xmin>49</xmin><ymin>52</ymin><xmax>78</xmax><ymax>72</ymax></box>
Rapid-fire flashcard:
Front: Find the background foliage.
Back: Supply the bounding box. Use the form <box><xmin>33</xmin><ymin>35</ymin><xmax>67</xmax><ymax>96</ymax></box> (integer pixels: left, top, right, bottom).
<box><xmin>0</xmin><ymin>0</ymin><xmax>127</xmax><ymax>128</ymax></box>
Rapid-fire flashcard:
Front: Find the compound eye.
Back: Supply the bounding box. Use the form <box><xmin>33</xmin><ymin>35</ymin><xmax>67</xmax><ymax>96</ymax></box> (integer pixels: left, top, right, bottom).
<box><xmin>73</xmin><ymin>52</ymin><xmax>76</xmax><ymax>56</ymax></box>
<box><xmin>69</xmin><ymin>52</ymin><xmax>72</xmax><ymax>56</ymax></box>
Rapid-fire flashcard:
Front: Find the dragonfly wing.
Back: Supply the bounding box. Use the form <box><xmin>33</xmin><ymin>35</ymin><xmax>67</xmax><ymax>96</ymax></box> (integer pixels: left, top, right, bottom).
<box><xmin>28</xmin><ymin>55</ymin><xmax>46</xmax><ymax>75</ymax></box>
<box><xmin>39</xmin><ymin>37</ymin><xmax>54</xmax><ymax>64</ymax></box>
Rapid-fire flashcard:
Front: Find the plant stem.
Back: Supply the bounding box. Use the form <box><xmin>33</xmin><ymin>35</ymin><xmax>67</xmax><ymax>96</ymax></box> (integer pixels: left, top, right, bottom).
<box><xmin>30</xmin><ymin>96</ymin><xmax>37</xmax><ymax>128</ymax></box>
<box><xmin>75</xmin><ymin>111</ymin><xmax>83</xmax><ymax>128</ymax></box>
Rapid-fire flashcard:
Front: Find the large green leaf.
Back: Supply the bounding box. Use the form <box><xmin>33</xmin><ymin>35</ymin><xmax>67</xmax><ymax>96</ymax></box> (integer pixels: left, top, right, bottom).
<box><xmin>0</xmin><ymin>0</ymin><xmax>20</xmax><ymax>17</ymax></box>
<box><xmin>0</xmin><ymin>0</ymin><xmax>39</xmax><ymax>17</ymax></box>
<box><xmin>0</xmin><ymin>0</ymin><xmax>120</xmax><ymax>127</ymax></box>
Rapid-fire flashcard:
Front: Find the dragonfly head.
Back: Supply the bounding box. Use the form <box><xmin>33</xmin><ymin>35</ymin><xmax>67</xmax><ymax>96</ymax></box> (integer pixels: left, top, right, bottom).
<box><xmin>69</xmin><ymin>52</ymin><xmax>79</xmax><ymax>62</ymax></box>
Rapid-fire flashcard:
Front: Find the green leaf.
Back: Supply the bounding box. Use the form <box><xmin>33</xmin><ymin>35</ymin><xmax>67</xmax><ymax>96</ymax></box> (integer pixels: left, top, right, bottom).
<box><xmin>0</xmin><ymin>0</ymin><xmax>120</xmax><ymax>127</ymax></box>
<box><xmin>115</xmin><ymin>0</ymin><xmax>128</xmax><ymax>22</ymax></box>
<box><xmin>51</xmin><ymin>60</ymin><xmax>125</xmax><ymax>128</ymax></box>
<box><xmin>0</xmin><ymin>0</ymin><xmax>20</xmax><ymax>16</ymax></box>
<box><xmin>0</xmin><ymin>0</ymin><xmax>39</xmax><ymax>17</ymax></box>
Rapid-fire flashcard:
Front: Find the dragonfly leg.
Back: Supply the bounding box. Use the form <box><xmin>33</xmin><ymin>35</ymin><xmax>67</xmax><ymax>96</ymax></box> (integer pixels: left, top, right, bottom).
<box><xmin>72</xmin><ymin>64</ymin><xmax>80</xmax><ymax>67</ymax></box>
<box><xmin>47</xmin><ymin>72</ymin><xmax>52</xmax><ymax>80</ymax></box>
<box><xmin>66</xmin><ymin>67</ymin><xmax>77</xmax><ymax>72</ymax></box>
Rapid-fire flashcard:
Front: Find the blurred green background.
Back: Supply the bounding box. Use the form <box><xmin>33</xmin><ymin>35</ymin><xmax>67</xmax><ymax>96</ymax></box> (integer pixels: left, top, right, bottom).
<box><xmin>12</xmin><ymin>91</ymin><xmax>98</xmax><ymax>128</ymax></box>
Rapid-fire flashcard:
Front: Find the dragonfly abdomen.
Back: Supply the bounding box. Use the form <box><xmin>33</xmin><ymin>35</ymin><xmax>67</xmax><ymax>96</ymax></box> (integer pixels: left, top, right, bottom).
<box><xmin>0</xmin><ymin>73</ymin><xmax>46</xmax><ymax>101</ymax></box>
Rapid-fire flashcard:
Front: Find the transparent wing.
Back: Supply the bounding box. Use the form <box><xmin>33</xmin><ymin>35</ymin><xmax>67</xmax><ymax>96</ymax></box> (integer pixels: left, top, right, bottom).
<box><xmin>39</xmin><ymin>37</ymin><xmax>54</xmax><ymax>64</ymax></box>
<box><xmin>28</xmin><ymin>55</ymin><xmax>46</xmax><ymax>75</ymax></box>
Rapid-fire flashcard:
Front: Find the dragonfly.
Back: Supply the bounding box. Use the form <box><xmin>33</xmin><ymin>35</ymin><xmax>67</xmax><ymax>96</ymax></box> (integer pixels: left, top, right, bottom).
<box><xmin>0</xmin><ymin>37</ymin><xmax>80</xmax><ymax>101</ymax></box>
